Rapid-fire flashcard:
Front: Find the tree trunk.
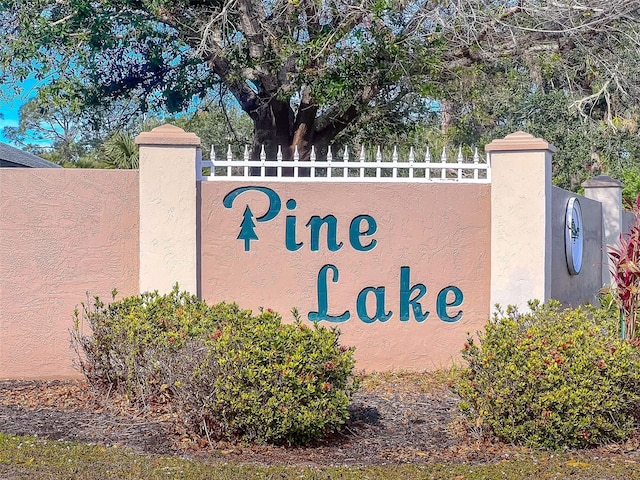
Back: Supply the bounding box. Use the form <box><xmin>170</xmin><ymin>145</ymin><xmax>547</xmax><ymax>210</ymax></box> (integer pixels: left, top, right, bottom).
<box><xmin>440</xmin><ymin>100</ymin><xmax>456</xmax><ymax>136</ymax></box>
<box><xmin>244</xmin><ymin>86</ymin><xmax>360</xmax><ymax>176</ymax></box>
<box><xmin>249</xmin><ymin>96</ymin><xmax>320</xmax><ymax>176</ymax></box>
<box><xmin>249</xmin><ymin>97</ymin><xmax>292</xmax><ymax>176</ymax></box>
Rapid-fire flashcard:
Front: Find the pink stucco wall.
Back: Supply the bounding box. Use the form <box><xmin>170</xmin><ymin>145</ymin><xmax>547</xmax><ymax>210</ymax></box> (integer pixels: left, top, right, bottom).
<box><xmin>199</xmin><ymin>182</ymin><xmax>491</xmax><ymax>371</ymax></box>
<box><xmin>0</xmin><ymin>169</ymin><xmax>139</xmax><ymax>379</ymax></box>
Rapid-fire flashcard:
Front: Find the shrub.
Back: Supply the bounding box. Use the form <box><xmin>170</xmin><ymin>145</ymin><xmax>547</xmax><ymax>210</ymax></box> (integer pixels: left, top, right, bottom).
<box><xmin>454</xmin><ymin>301</ymin><xmax>640</xmax><ymax>449</ymax></box>
<box><xmin>72</xmin><ymin>289</ymin><xmax>358</xmax><ymax>445</ymax></box>
<box><xmin>71</xmin><ymin>285</ymin><xmax>256</xmax><ymax>401</ymax></box>
<box><xmin>164</xmin><ymin>308</ymin><xmax>358</xmax><ymax>445</ymax></box>
<box><xmin>608</xmin><ymin>194</ymin><xmax>640</xmax><ymax>339</ymax></box>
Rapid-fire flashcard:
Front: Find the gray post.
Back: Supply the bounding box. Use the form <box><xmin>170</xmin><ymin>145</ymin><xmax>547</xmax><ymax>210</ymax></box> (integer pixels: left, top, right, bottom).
<box><xmin>582</xmin><ymin>175</ymin><xmax>624</xmax><ymax>286</ymax></box>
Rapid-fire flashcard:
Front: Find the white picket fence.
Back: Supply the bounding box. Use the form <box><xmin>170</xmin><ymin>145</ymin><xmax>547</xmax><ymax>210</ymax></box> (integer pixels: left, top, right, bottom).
<box><xmin>197</xmin><ymin>144</ymin><xmax>491</xmax><ymax>183</ymax></box>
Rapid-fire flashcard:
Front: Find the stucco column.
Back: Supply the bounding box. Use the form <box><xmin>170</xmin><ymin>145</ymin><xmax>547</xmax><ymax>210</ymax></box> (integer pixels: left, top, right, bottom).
<box><xmin>135</xmin><ymin>124</ymin><xmax>200</xmax><ymax>294</ymax></box>
<box><xmin>486</xmin><ymin>131</ymin><xmax>556</xmax><ymax>312</ymax></box>
<box><xmin>582</xmin><ymin>175</ymin><xmax>624</xmax><ymax>286</ymax></box>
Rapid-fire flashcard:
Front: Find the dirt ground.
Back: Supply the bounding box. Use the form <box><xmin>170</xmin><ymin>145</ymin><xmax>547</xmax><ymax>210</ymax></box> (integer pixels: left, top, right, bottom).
<box><xmin>0</xmin><ymin>377</ymin><xmax>638</xmax><ymax>466</ymax></box>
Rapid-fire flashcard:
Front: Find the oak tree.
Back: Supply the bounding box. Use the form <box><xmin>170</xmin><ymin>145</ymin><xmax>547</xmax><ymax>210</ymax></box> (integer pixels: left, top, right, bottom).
<box><xmin>2</xmin><ymin>0</ymin><xmax>640</xmax><ymax>161</ymax></box>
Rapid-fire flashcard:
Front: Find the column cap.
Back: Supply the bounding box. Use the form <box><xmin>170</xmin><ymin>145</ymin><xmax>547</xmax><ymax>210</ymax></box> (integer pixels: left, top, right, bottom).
<box><xmin>582</xmin><ymin>175</ymin><xmax>624</xmax><ymax>189</ymax></box>
<box><xmin>485</xmin><ymin>131</ymin><xmax>556</xmax><ymax>153</ymax></box>
<box><xmin>135</xmin><ymin>124</ymin><xmax>201</xmax><ymax>147</ymax></box>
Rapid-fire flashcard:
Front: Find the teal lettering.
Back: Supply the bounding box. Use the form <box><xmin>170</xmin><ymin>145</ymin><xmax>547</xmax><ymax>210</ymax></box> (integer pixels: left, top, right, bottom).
<box><xmin>399</xmin><ymin>266</ymin><xmax>429</xmax><ymax>322</ymax></box>
<box><xmin>436</xmin><ymin>286</ymin><xmax>464</xmax><ymax>322</ymax></box>
<box><xmin>308</xmin><ymin>264</ymin><xmax>350</xmax><ymax>323</ymax></box>
<box><xmin>349</xmin><ymin>215</ymin><xmax>377</xmax><ymax>252</ymax></box>
<box><xmin>306</xmin><ymin>215</ymin><xmax>343</xmax><ymax>252</ymax></box>
<box><xmin>237</xmin><ymin>205</ymin><xmax>258</xmax><ymax>251</ymax></box>
<box><xmin>285</xmin><ymin>199</ymin><xmax>303</xmax><ymax>251</ymax></box>
<box><xmin>356</xmin><ymin>287</ymin><xmax>392</xmax><ymax>323</ymax></box>
<box><xmin>223</xmin><ymin>186</ymin><xmax>282</xmax><ymax>251</ymax></box>
<box><xmin>222</xmin><ymin>186</ymin><xmax>281</xmax><ymax>221</ymax></box>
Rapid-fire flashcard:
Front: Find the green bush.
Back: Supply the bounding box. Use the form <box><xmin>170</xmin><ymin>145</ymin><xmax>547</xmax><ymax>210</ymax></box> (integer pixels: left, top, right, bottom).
<box><xmin>454</xmin><ymin>301</ymin><xmax>640</xmax><ymax>449</ymax></box>
<box><xmin>72</xmin><ymin>288</ymin><xmax>358</xmax><ymax>445</ymax></box>
<box><xmin>163</xmin><ymin>308</ymin><xmax>358</xmax><ymax>445</ymax></box>
<box><xmin>72</xmin><ymin>285</ymin><xmax>247</xmax><ymax>401</ymax></box>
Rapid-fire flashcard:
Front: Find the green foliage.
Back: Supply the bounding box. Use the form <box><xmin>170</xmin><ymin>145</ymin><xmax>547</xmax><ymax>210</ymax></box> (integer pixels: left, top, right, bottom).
<box><xmin>5</xmin><ymin>0</ymin><xmax>640</xmax><ymax>167</ymax></box>
<box><xmin>101</xmin><ymin>131</ymin><xmax>139</xmax><ymax>169</ymax></box>
<box><xmin>72</xmin><ymin>288</ymin><xmax>358</xmax><ymax>445</ymax></box>
<box><xmin>437</xmin><ymin>62</ymin><xmax>640</xmax><ymax>192</ymax></box>
<box><xmin>72</xmin><ymin>286</ymin><xmax>231</xmax><ymax>400</ymax></box>
<box><xmin>167</xmin><ymin>308</ymin><xmax>358</xmax><ymax>445</ymax></box>
<box><xmin>454</xmin><ymin>301</ymin><xmax>640</xmax><ymax>449</ymax></box>
<box><xmin>597</xmin><ymin>286</ymin><xmax>620</xmax><ymax>318</ymax></box>
<box><xmin>0</xmin><ymin>0</ymin><xmax>445</xmax><ymax>155</ymax></box>
<box><xmin>2</xmin><ymin>85</ymin><xmax>91</xmax><ymax>163</ymax></box>
<box><xmin>173</xmin><ymin>106</ymin><xmax>253</xmax><ymax>160</ymax></box>
<box><xmin>622</xmin><ymin>170</ymin><xmax>640</xmax><ymax>202</ymax></box>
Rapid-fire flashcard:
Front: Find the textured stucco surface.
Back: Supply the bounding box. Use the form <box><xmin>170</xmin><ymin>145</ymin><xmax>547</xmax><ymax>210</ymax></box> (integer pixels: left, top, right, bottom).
<box><xmin>0</xmin><ymin>169</ymin><xmax>139</xmax><ymax>379</ymax></box>
<box><xmin>199</xmin><ymin>182</ymin><xmax>491</xmax><ymax>371</ymax></box>
<box><xmin>490</xmin><ymin>149</ymin><xmax>552</xmax><ymax>311</ymax></box>
<box><xmin>550</xmin><ymin>187</ymin><xmax>602</xmax><ymax>306</ymax></box>
<box><xmin>138</xmin><ymin>145</ymin><xmax>197</xmax><ymax>294</ymax></box>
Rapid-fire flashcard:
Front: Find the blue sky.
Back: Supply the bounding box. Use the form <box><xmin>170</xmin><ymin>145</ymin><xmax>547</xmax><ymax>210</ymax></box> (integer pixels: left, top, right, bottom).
<box><xmin>0</xmin><ymin>78</ymin><xmax>42</xmax><ymax>146</ymax></box>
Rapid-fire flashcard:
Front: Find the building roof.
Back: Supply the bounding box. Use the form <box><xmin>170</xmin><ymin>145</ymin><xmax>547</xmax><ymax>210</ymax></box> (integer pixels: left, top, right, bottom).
<box><xmin>0</xmin><ymin>142</ymin><xmax>61</xmax><ymax>168</ymax></box>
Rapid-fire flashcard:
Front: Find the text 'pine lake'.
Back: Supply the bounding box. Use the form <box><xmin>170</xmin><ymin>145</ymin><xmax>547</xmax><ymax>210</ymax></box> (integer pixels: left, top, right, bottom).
<box><xmin>223</xmin><ymin>186</ymin><xmax>464</xmax><ymax>324</ymax></box>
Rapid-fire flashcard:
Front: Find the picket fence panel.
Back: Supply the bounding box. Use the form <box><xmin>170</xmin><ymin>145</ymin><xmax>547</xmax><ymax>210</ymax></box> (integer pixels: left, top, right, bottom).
<box><xmin>197</xmin><ymin>144</ymin><xmax>490</xmax><ymax>183</ymax></box>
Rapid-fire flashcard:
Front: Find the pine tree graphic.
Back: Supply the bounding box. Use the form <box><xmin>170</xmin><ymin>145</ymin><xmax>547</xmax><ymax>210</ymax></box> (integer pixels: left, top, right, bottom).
<box><xmin>237</xmin><ymin>205</ymin><xmax>259</xmax><ymax>251</ymax></box>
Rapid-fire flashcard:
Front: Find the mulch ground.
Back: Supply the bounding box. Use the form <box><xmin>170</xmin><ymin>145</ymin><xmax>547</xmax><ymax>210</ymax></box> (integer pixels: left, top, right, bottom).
<box><xmin>1</xmin><ymin>376</ymin><xmax>639</xmax><ymax>466</ymax></box>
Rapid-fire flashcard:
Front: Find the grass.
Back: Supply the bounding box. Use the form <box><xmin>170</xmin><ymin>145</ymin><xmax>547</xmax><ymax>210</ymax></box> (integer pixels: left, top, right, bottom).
<box><xmin>1</xmin><ymin>432</ymin><xmax>639</xmax><ymax>480</ymax></box>
<box><xmin>2</xmin><ymin>370</ymin><xmax>638</xmax><ymax>479</ymax></box>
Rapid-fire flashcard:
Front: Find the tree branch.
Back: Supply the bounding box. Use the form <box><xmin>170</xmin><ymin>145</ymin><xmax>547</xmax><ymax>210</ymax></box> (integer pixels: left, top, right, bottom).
<box><xmin>314</xmin><ymin>85</ymin><xmax>379</xmax><ymax>143</ymax></box>
<box><xmin>208</xmin><ymin>56</ymin><xmax>260</xmax><ymax>113</ymax></box>
<box><xmin>237</xmin><ymin>0</ymin><xmax>267</xmax><ymax>60</ymax></box>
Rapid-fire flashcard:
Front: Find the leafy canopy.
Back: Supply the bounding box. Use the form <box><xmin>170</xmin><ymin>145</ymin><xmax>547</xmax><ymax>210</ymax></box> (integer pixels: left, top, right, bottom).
<box><xmin>3</xmin><ymin>0</ymin><xmax>640</xmax><ymax>161</ymax></box>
